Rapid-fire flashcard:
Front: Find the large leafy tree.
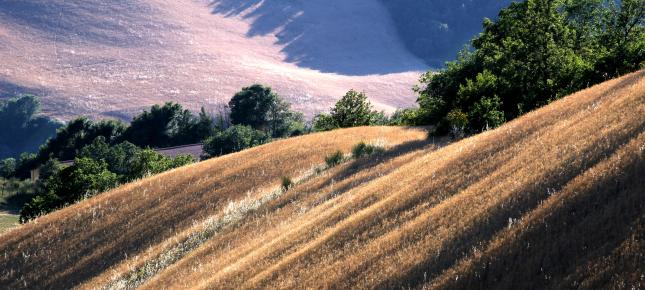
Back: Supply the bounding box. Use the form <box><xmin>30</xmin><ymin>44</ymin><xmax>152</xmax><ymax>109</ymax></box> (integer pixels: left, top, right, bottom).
<box><xmin>416</xmin><ymin>0</ymin><xmax>644</xmax><ymax>134</ymax></box>
<box><xmin>229</xmin><ymin>84</ymin><xmax>304</xmax><ymax>138</ymax></box>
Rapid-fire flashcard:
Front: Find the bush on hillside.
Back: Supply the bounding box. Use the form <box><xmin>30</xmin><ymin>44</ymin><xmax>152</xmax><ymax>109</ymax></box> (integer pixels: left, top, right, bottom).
<box><xmin>281</xmin><ymin>176</ymin><xmax>294</xmax><ymax>191</ymax></box>
<box><xmin>202</xmin><ymin>125</ymin><xmax>271</xmax><ymax>158</ymax></box>
<box><xmin>0</xmin><ymin>158</ymin><xmax>16</xmax><ymax>178</ymax></box>
<box><xmin>121</xmin><ymin>102</ymin><xmax>215</xmax><ymax>148</ymax></box>
<box><xmin>351</xmin><ymin>141</ymin><xmax>385</xmax><ymax>159</ymax></box>
<box><xmin>325</xmin><ymin>150</ymin><xmax>345</xmax><ymax>168</ymax></box>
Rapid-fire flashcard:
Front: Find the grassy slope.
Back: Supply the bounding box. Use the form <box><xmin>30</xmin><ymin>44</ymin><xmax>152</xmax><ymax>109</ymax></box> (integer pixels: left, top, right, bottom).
<box><xmin>0</xmin><ymin>71</ymin><xmax>644</xmax><ymax>289</ymax></box>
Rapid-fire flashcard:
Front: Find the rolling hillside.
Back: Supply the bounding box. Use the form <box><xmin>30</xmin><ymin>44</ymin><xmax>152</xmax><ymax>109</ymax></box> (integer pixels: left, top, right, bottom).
<box><xmin>0</xmin><ymin>70</ymin><xmax>644</xmax><ymax>289</ymax></box>
<box><xmin>0</xmin><ymin>0</ymin><xmax>428</xmax><ymax>120</ymax></box>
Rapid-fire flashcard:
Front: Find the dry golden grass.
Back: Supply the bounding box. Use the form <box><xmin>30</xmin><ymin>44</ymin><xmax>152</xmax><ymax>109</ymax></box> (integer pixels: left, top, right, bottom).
<box><xmin>0</xmin><ymin>71</ymin><xmax>643</xmax><ymax>289</ymax></box>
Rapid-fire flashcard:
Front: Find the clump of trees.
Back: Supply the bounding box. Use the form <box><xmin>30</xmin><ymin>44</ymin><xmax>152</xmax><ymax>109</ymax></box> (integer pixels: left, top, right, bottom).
<box><xmin>20</xmin><ymin>137</ymin><xmax>194</xmax><ymax>222</ymax></box>
<box><xmin>121</xmin><ymin>104</ymin><xmax>215</xmax><ymax>148</ymax></box>
<box><xmin>314</xmin><ymin>90</ymin><xmax>386</xmax><ymax>131</ymax></box>
<box><xmin>0</xmin><ymin>95</ymin><xmax>61</xmax><ymax>160</ymax></box>
<box><xmin>229</xmin><ymin>84</ymin><xmax>305</xmax><ymax>138</ymax></box>
<box><xmin>411</xmin><ymin>0</ymin><xmax>644</xmax><ymax>135</ymax></box>
<box><xmin>10</xmin><ymin>84</ymin><xmax>313</xmax><ymax>221</ymax></box>
<box><xmin>202</xmin><ymin>84</ymin><xmax>305</xmax><ymax>158</ymax></box>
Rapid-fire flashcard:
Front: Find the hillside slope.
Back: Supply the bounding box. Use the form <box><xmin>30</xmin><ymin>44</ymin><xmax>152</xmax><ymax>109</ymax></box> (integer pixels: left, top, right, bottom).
<box><xmin>0</xmin><ymin>71</ymin><xmax>644</xmax><ymax>289</ymax></box>
<box><xmin>0</xmin><ymin>0</ymin><xmax>427</xmax><ymax>120</ymax></box>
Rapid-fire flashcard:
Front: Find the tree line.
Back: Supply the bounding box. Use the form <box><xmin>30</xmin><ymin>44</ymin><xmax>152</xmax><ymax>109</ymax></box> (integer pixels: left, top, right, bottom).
<box><xmin>2</xmin><ymin>84</ymin><xmax>387</xmax><ymax>222</ymax></box>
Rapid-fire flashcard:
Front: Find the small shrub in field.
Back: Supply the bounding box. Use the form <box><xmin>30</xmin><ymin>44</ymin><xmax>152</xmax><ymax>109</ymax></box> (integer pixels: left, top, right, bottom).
<box><xmin>281</xmin><ymin>176</ymin><xmax>293</xmax><ymax>191</ymax></box>
<box><xmin>352</xmin><ymin>141</ymin><xmax>385</xmax><ymax>158</ymax></box>
<box><xmin>325</xmin><ymin>150</ymin><xmax>344</xmax><ymax>168</ymax></box>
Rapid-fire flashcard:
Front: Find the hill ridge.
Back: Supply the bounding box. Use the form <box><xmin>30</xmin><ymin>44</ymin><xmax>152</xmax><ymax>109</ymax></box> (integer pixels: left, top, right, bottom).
<box><xmin>0</xmin><ymin>70</ymin><xmax>643</xmax><ymax>289</ymax></box>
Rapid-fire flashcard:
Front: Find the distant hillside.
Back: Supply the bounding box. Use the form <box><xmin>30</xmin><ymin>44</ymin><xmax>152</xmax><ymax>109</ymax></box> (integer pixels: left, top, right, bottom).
<box><xmin>380</xmin><ymin>0</ymin><xmax>514</xmax><ymax>67</ymax></box>
<box><xmin>0</xmin><ymin>0</ymin><xmax>427</xmax><ymax>121</ymax></box>
<box><xmin>1</xmin><ymin>70</ymin><xmax>643</xmax><ymax>289</ymax></box>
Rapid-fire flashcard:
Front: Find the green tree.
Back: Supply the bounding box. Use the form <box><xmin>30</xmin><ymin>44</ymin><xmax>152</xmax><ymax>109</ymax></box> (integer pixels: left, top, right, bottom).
<box><xmin>314</xmin><ymin>90</ymin><xmax>383</xmax><ymax>131</ymax></box>
<box><xmin>36</xmin><ymin>117</ymin><xmax>127</xmax><ymax>164</ymax></box>
<box><xmin>229</xmin><ymin>84</ymin><xmax>304</xmax><ymax>137</ymax></box>
<box><xmin>229</xmin><ymin>85</ymin><xmax>277</xmax><ymax>131</ymax></box>
<box><xmin>20</xmin><ymin>157</ymin><xmax>118</xmax><ymax>222</ymax></box>
<box><xmin>415</xmin><ymin>0</ymin><xmax>644</xmax><ymax>134</ymax></box>
<box><xmin>122</xmin><ymin>102</ymin><xmax>191</xmax><ymax>148</ymax></box>
<box><xmin>202</xmin><ymin>125</ymin><xmax>270</xmax><ymax>158</ymax></box>
<box><xmin>0</xmin><ymin>158</ymin><xmax>16</xmax><ymax>178</ymax></box>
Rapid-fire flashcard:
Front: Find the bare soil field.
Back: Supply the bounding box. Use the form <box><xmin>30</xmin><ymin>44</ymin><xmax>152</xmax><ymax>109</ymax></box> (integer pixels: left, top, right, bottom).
<box><xmin>0</xmin><ymin>0</ymin><xmax>427</xmax><ymax>120</ymax></box>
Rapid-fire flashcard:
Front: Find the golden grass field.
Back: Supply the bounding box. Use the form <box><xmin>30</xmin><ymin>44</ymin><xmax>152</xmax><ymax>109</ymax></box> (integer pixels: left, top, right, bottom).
<box><xmin>0</xmin><ymin>70</ymin><xmax>643</xmax><ymax>289</ymax></box>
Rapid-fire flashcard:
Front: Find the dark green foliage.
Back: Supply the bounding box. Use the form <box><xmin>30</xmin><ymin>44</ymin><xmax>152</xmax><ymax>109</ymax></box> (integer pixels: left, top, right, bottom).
<box><xmin>13</xmin><ymin>153</ymin><xmax>37</xmax><ymax>179</ymax></box>
<box><xmin>20</xmin><ymin>139</ymin><xmax>194</xmax><ymax>222</ymax></box>
<box><xmin>127</xmin><ymin>149</ymin><xmax>193</xmax><ymax>180</ymax></box>
<box><xmin>281</xmin><ymin>176</ymin><xmax>293</xmax><ymax>191</ymax></box>
<box><xmin>79</xmin><ymin>136</ymin><xmax>194</xmax><ymax>181</ymax></box>
<box><xmin>325</xmin><ymin>150</ymin><xmax>344</xmax><ymax>168</ymax></box>
<box><xmin>388</xmin><ymin>108</ymin><xmax>422</xmax><ymax>126</ymax></box>
<box><xmin>416</xmin><ymin>0</ymin><xmax>644</xmax><ymax>134</ymax></box>
<box><xmin>351</xmin><ymin>141</ymin><xmax>385</xmax><ymax>159</ymax></box>
<box><xmin>202</xmin><ymin>125</ymin><xmax>270</xmax><ymax>158</ymax></box>
<box><xmin>122</xmin><ymin>103</ymin><xmax>213</xmax><ymax>148</ymax></box>
<box><xmin>20</xmin><ymin>157</ymin><xmax>118</xmax><ymax>222</ymax></box>
<box><xmin>36</xmin><ymin>117</ymin><xmax>127</xmax><ymax>164</ymax></box>
<box><xmin>0</xmin><ymin>95</ymin><xmax>61</xmax><ymax>159</ymax></box>
<box><xmin>314</xmin><ymin>90</ymin><xmax>385</xmax><ymax>131</ymax></box>
<box><xmin>229</xmin><ymin>84</ymin><xmax>304</xmax><ymax>138</ymax></box>
<box><xmin>0</xmin><ymin>158</ymin><xmax>16</xmax><ymax>178</ymax></box>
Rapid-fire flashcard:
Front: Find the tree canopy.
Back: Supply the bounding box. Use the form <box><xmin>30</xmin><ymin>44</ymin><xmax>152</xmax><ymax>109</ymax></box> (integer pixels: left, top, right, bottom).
<box><xmin>121</xmin><ymin>102</ymin><xmax>213</xmax><ymax>148</ymax></box>
<box><xmin>415</xmin><ymin>0</ymin><xmax>644</xmax><ymax>134</ymax></box>
<box><xmin>314</xmin><ymin>90</ymin><xmax>385</xmax><ymax>131</ymax></box>
<box><xmin>229</xmin><ymin>84</ymin><xmax>304</xmax><ymax>138</ymax></box>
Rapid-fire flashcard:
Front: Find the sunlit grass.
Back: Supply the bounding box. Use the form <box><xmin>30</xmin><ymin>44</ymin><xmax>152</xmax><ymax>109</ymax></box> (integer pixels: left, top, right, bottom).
<box><xmin>0</xmin><ymin>71</ymin><xmax>643</xmax><ymax>290</ymax></box>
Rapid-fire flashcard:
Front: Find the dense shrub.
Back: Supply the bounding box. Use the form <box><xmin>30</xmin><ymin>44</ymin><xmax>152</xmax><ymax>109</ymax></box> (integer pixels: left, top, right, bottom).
<box><xmin>20</xmin><ymin>139</ymin><xmax>195</xmax><ymax>222</ymax></box>
<box><xmin>202</xmin><ymin>125</ymin><xmax>271</xmax><ymax>158</ymax></box>
<box><xmin>36</xmin><ymin>117</ymin><xmax>127</xmax><ymax>164</ymax></box>
<box><xmin>351</xmin><ymin>141</ymin><xmax>385</xmax><ymax>159</ymax></box>
<box><xmin>281</xmin><ymin>176</ymin><xmax>294</xmax><ymax>191</ymax></box>
<box><xmin>0</xmin><ymin>158</ymin><xmax>16</xmax><ymax>178</ymax></box>
<box><xmin>121</xmin><ymin>102</ymin><xmax>214</xmax><ymax>148</ymax></box>
<box><xmin>325</xmin><ymin>150</ymin><xmax>345</xmax><ymax>168</ymax></box>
